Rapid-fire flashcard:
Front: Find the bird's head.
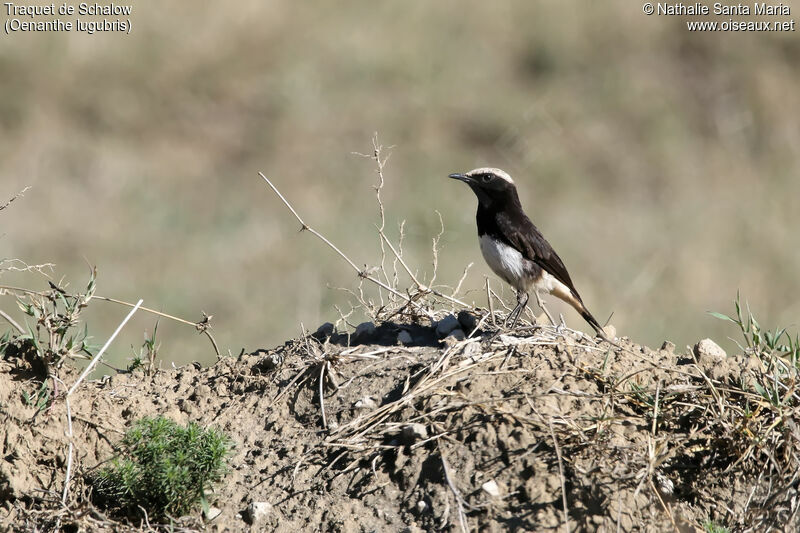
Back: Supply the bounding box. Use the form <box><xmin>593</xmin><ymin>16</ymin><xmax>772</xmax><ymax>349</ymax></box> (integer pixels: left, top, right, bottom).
<box><xmin>448</xmin><ymin>167</ymin><xmax>517</xmax><ymax>207</ymax></box>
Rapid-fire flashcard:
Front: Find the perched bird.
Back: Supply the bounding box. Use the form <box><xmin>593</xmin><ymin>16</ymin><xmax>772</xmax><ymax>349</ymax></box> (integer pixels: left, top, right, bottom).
<box><xmin>449</xmin><ymin>167</ymin><xmax>606</xmax><ymax>336</ymax></box>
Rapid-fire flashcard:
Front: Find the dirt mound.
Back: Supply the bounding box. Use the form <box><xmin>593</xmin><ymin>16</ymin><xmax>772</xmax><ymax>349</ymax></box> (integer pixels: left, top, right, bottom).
<box><xmin>1</xmin><ymin>316</ymin><xmax>797</xmax><ymax>532</ymax></box>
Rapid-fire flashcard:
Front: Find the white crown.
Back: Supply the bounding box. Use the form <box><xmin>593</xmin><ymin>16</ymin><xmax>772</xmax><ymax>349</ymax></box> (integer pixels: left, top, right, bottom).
<box><xmin>465</xmin><ymin>167</ymin><xmax>514</xmax><ymax>184</ymax></box>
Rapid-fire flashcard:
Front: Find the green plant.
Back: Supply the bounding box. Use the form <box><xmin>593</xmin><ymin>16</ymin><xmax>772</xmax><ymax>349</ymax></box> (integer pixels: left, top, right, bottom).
<box><xmin>91</xmin><ymin>416</ymin><xmax>233</xmax><ymax>519</ymax></box>
<box><xmin>709</xmin><ymin>291</ymin><xmax>800</xmax><ymax>366</ymax></box>
<box><xmin>14</xmin><ymin>271</ymin><xmax>98</xmax><ymax>371</ymax></box>
<box><xmin>126</xmin><ymin>356</ymin><xmax>143</xmax><ymax>373</ymax></box>
<box><xmin>21</xmin><ymin>380</ymin><xmax>50</xmax><ymax>412</ymax></box>
<box><xmin>0</xmin><ymin>330</ymin><xmax>11</xmax><ymax>356</ymax></box>
<box><xmin>127</xmin><ymin>321</ymin><xmax>160</xmax><ymax>374</ymax></box>
<box><xmin>702</xmin><ymin>520</ymin><xmax>730</xmax><ymax>533</ymax></box>
<box><xmin>710</xmin><ymin>292</ymin><xmax>798</xmax><ymax>408</ymax></box>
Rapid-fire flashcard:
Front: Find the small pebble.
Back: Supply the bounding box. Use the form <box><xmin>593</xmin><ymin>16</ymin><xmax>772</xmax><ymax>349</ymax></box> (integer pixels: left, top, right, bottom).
<box><xmin>204</xmin><ymin>507</ymin><xmax>222</xmax><ymax>521</ymax></box>
<box><xmin>655</xmin><ymin>471</ymin><xmax>674</xmax><ymax>495</ymax></box>
<box><xmin>457</xmin><ymin>310</ymin><xmax>478</xmax><ymax>333</ymax></box>
<box><xmin>397</xmin><ymin>330</ymin><xmax>413</xmax><ymax>345</ymax></box>
<box><xmin>435</xmin><ymin>314</ymin><xmax>460</xmax><ymax>337</ymax></box>
<box><xmin>313</xmin><ymin>322</ymin><xmax>335</xmax><ymax>339</ymax></box>
<box><xmin>694</xmin><ymin>338</ymin><xmax>726</xmax><ymax>360</ymax></box>
<box><xmin>259</xmin><ymin>352</ymin><xmax>283</xmax><ymax>371</ymax></box>
<box><xmin>354</xmin><ymin>321</ymin><xmax>376</xmax><ymax>342</ymax></box>
<box><xmin>416</xmin><ymin>500</ymin><xmax>428</xmax><ymax>513</ymax></box>
<box><xmin>446</xmin><ymin>329</ymin><xmax>466</xmax><ymax>342</ymax></box>
<box><xmin>481</xmin><ymin>480</ymin><xmax>500</xmax><ymax>497</ymax></box>
<box><xmin>462</xmin><ymin>342</ymin><xmax>480</xmax><ymax>357</ymax></box>
<box><xmin>246</xmin><ymin>501</ymin><xmax>272</xmax><ymax>523</ymax></box>
<box><xmin>402</xmin><ymin>423</ymin><xmax>428</xmax><ymax>443</ymax></box>
<box><xmin>355</xmin><ymin>396</ymin><xmax>377</xmax><ymax>409</ymax></box>
<box><xmin>661</xmin><ymin>340</ymin><xmax>676</xmax><ymax>353</ymax></box>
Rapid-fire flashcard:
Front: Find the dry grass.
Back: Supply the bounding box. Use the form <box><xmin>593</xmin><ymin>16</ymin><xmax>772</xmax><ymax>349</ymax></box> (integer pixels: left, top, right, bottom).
<box><xmin>259</xmin><ymin>135</ymin><xmax>472</xmax><ymax>326</ymax></box>
<box><xmin>265</xmin><ymin>314</ymin><xmax>799</xmax><ymax>531</ymax></box>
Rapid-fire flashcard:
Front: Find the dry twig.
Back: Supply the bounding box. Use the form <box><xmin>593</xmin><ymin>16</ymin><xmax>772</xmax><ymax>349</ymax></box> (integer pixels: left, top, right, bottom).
<box><xmin>62</xmin><ymin>299</ymin><xmax>142</xmax><ymax>505</ymax></box>
<box><xmin>0</xmin><ymin>186</ymin><xmax>31</xmax><ymax>212</ymax></box>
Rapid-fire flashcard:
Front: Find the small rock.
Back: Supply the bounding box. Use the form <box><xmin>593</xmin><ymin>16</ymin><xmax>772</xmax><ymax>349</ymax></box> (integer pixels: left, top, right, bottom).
<box><xmin>179</xmin><ymin>399</ymin><xmax>197</xmax><ymax>417</ymax></box>
<box><xmin>194</xmin><ymin>384</ymin><xmax>212</xmax><ymax>398</ymax></box>
<box><xmin>416</xmin><ymin>500</ymin><xmax>428</xmax><ymax>513</ymax></box>
<box><xmin>355</xmin><ymin>396</ymin><xmax>377</xmax><ymax>409</ymax></box>
<box><xmin>204</xmin><ymin>507</ymin><xmax>222</xmax><ymax>521</ymax></box>
<box><xmin>602</xmin><ymin>325</ymin><xmax>616</xmax><ymax>339</ymax></box>
<box><xmin>694</xmin><ymin>338</ymin><xmax>726</xmax><ymax>361</ymax></box>
<box><xmin>446</xmin><ymin>329</ymin><xmax>466</xmax><ymax>342</ymax></box>
<box><xmin>655</xmin><ymin>471</ymin><xmax>674</xmax><ymax>495</ymax></box>
<box><xmin>435</xmin><ymin>314</ymin><xmax>460</xmax><ymax>337</ymax></box>
<box><xmin>402</xmin><ymin>423</ymin><xmax>428</xmax><ymax>443</ymax></box>
<box><xmin>462</xmin><ymin>342</ymin><xmax>480</xmax><ymax>357</ymax></box>
<box><xmin>397</xmin><ymin>330</ymin><xmax>413</xmax><ymax>345</ymax></box>
<box><xmin>246</xmin><ymin>501</ymin><xmax>272</xmax><ymax>524</ymax></box>
<box><xmin>694</xmin><ymin>339</ymin><xmax>730</xmax><ymax>378</ymax></box>
<box><xmin>354</xmin><ymin>321</ymin><xmax>376</xmax><ymax>342</ymax></box>
<box><xmin>259</xmin><ymin>352</ymin><xmax>284</xmax><ymax>371</ymax></box>
<box><xmin>661</xmin><ymin>340</ymin><xmax>676</xmax><ymax>353</ymax></box>
<box><xmin>457</xmin><ymin>310</ymin><xmax>478</xmax><ymax>333</ymax></box>
<box><xmin>481</xmin><ymin>479</ymin><xmax>501</xmax><ymax>497</ymax></box>
<box><xmin>313</xmin><ymin>322</ymin><xmax>335</xmax><ymax>339</ymax></box>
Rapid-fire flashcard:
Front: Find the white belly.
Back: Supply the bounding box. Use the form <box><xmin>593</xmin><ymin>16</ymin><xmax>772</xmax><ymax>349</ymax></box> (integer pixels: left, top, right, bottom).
<box><xmin>479</xmin><ymin>234</ymin><xmax>527</xmax><ymax>291</ymax></box>
<box><xmin>478</xmin><ymin>234</ymin><xmax>579</xmax><ymax>307</ymax></box>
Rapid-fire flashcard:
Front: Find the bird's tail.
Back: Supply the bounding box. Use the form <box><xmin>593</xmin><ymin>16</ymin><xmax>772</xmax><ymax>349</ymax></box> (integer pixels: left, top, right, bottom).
<box><xmin>579</xmin><ymin>306</ymin><xmax>607</xmax><ymax>339</ymax></box>
<box><xmin>548</xmin><ymin>285</ymin><xmax>610</xmax><ymax>340</ymax></box>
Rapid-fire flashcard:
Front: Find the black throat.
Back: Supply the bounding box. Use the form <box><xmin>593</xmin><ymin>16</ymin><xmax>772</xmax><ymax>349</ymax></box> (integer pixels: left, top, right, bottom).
<box><xmin>474</xmin><ymin>187</ymin><xmax>526</xmax><ymax>243</ymax></box>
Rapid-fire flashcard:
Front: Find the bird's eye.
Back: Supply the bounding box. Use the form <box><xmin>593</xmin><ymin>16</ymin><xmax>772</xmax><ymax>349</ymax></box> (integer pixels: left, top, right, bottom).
<box><xmin>481</xmin><ymin>174</ymin><xmax>493</xmax><ymax>183</ymax></box>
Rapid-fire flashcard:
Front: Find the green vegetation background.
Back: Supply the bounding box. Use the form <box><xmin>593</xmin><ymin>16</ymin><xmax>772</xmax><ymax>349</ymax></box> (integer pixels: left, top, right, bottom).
<box><xmin>1</xmin><ymin>2</ymin><xmax>798</xmax><ymax>368</ymax></box>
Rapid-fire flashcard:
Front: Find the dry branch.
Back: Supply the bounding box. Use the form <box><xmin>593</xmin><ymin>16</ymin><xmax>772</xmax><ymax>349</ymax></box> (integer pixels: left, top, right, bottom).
<box><xmin>62</xmin><ymin>299</ymin><xmax>142</xmax><ymax>505</ymax></box>
<box><xmin>258</xmin><ymin>172</ymin><xmax>437</xmax><ymax>320</ymax></box>
<box><xmin>0</xmin><ymin>186</ymin><xmax>31</xmax><ymax>212</ymax></box>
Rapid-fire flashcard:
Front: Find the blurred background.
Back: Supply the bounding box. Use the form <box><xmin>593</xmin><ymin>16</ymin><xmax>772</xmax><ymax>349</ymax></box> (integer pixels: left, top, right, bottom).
<box><xmin>1</xmin><ymin>1</ymin><xmax>798</xmax><ymax>368</ymax></box>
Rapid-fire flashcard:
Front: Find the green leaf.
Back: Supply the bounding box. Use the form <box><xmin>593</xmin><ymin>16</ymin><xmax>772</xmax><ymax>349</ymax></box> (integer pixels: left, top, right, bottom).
<box><xmin>708</xmin><ymin>311</ymin><xmax>736</xmax><ymax>323</ymax></box>
<box><xmin>753</xmin><ymin>382</ymin><xmax>767</xmax><ymax>399</ymax></box>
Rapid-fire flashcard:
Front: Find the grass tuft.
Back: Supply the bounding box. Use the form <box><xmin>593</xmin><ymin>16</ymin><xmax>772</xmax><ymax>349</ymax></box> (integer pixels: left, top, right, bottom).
<box><xmin>703</xmin><ymin>520</ymin><xmax>730</xmax><ymax>533</ymax></box>
<box><xmin>710</xmin><ymin>291</ymin><xmax>800</xmax><ymax>367</ymax></box>
<box><xmin>91</xmin><ymin>416</ymin><xmax>233</xmax><ymax>520</ymax></box>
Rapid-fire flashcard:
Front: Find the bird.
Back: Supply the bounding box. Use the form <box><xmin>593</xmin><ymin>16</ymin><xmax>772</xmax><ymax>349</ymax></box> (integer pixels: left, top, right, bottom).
<box><xmin>448</xmin><ymin>167</ymin><xmax>607</xmax><ymax>337</ymax></box>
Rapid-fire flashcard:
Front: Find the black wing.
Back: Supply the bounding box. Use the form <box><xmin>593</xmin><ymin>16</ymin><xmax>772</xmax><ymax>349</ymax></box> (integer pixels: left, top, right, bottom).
<box><xmin>495</xmin><ymin>211</ymin><xmax>584</xmax><ymax>303</ymax></box>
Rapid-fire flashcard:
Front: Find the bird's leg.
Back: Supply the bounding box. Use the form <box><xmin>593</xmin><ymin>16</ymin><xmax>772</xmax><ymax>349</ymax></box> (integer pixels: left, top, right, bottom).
<box><xmin>508</xmin><ymin>291</ymin><xmax>530</xmax><ymax>329</ymax></box>
<box><xmin>535</xmin><ymin>291</ymin><xmax>557</xmax><ymax>326</ymax></box>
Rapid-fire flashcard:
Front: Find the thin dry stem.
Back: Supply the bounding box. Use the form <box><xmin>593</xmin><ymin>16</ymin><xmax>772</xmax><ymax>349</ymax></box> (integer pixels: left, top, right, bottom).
<box><xmin>440</xmin><ymin>449</ymin><xmax>470</xmax><ymax>533</ymax></box>
<box><xmin>0</xmin><ymin>308</ymin><xmax>24</xmax><ymax>334</ymax></box>
<box><xmin>451</xmin><ymin>262</ymin><xmax>474</xmax><ymax>303</ymax></box>
<box><xmin>67</xmin><ymin>299</ymin><xmax>142</xmax><ymax>395</ymax></box>
<box><xmin>486</xmin><ymin>277</ymin><xmax>497</xmax><ymax>327</ymax></box>
<box><xmin>259</xmin><ymin>172</ymin><xmax>435</xmax><ymax>320</ymax></box>
<box><xmin>319</xmin><ymin>362</ymin><xmax>328</xmax><ymax>428</ymax></box>
<box><xmin>429</xmin><ymin>211</ymin><xmax>445</xmax><ymax>288</ymax></box>
<box><xmin>62</xmin><ymin>300</ymin><xmax>142</xmax><ymax>506</ymax></box>
<box><xmin>94</xmin><ymin>296</ymin><xmax>220</xmax><ymax>357</ymax></box>
<box><xmin>0</xmin><ymin>259</ymin><xmax>55</xmax><ymax>276</ymax></box>
<box><xmin>547</xmin><ymin>417</ymin><xmax>570</xmax><ymax>533</ymax></box>
<box><xmin>0</xmin><ymin>186</ymin><xmax>31</xmax><ymax>212</ymax></box>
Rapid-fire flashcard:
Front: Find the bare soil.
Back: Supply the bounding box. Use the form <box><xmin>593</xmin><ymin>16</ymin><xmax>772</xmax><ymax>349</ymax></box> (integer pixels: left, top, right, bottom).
<box><xmin>1</xmin><ymin>316</ymin><xmax>796</xmax><ymax>532</ymax></box>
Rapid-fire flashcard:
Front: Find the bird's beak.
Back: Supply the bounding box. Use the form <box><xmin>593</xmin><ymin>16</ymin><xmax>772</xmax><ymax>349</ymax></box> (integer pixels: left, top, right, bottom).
<box><xmin>449</xmin><ymin>173</ymin><xmax>470</xmax><ymax>183</ymax></box>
